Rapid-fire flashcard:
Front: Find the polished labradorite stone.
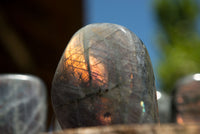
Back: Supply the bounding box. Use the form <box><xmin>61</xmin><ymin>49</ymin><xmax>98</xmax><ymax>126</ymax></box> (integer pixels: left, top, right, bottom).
<box><xmin>52</xmin><ymin>23</ymin><xmax>159</xmax><ymax>129</ymax></box>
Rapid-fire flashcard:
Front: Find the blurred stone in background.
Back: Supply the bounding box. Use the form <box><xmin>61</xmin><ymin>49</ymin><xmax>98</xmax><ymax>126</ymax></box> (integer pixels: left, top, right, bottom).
<box><xmin>0</xmin><ymin>74</ymin><xmax>46</xmax><ymax>134</ymax></box>
<box><xmin>0</xmin><ymin>0</ymin><xmax>83</xmax><ymax>129</ymax></box>
<box><xmin>174</xmin><ymin>73</ymin><xmax>200</xmax><ymax>124</ymax></box>
<box><xmin>157</xmin><ymin>91</ymin><xmax>172</xmax><ymax>123</ymax></box>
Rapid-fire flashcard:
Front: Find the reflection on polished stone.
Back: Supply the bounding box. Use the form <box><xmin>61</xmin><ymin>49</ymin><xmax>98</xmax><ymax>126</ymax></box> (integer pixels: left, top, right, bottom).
<box><xmin>52</xmin><ymin>23</ymin><xmax>159</xmax><ymax>129</ymax></box>
<box><xmin>0</xmin><ymin>74</ymin><xmax>47</xmax><ymax>134</ymax></box>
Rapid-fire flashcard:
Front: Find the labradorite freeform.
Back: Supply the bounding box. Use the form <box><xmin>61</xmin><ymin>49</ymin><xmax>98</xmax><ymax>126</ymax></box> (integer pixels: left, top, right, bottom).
<box><xmin>52</xmin><ymin>23</ymin><xmax>159</xmax><ymax>129</ymax></box>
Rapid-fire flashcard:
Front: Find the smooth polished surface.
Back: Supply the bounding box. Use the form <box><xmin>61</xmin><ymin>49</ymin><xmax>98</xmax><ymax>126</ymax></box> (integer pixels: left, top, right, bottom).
<box><xmin>52</xmin><ymin>23</ymin><xmax>159</xmax><ymax>129</ymax></box>
<box><xmin>0</xmin><ymin>74</ymin><xmax>47</xmax><ymax>134</ymax></box>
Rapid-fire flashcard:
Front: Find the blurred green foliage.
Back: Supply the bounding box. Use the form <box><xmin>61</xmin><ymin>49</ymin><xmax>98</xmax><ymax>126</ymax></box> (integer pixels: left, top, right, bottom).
<box><xmin>154</xmin><ymin>0</ymin><xmax>200</xmax><ymax>93</ymax></box>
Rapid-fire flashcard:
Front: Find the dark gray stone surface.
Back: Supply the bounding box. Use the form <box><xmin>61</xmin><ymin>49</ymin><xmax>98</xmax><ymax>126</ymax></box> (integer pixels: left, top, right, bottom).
<box><xmin>52</xmin><ymin>23</ymin><xmax>159</xmax><ymax>129</ymax></box>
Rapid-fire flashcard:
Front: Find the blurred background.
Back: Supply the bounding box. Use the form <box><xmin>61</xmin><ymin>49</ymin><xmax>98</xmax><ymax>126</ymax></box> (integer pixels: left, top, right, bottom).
<box><xmin>0</xmin><ymin>0</ymin><xmax>200</xmax><ymax>130</ymax></box>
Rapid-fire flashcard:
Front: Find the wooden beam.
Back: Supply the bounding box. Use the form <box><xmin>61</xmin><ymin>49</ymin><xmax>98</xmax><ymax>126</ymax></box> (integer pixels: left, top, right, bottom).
<box><xmin>43</xmin><ymin>124</ymin><xmax>200</xmax><ymax>134</ymax></box>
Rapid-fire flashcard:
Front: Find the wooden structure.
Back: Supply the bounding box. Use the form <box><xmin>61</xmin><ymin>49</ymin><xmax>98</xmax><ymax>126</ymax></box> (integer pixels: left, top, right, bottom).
<box><xmin>44</xmin><ymin>124</ymin><xmax>200</xmax><ymax>134</ymax></box>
